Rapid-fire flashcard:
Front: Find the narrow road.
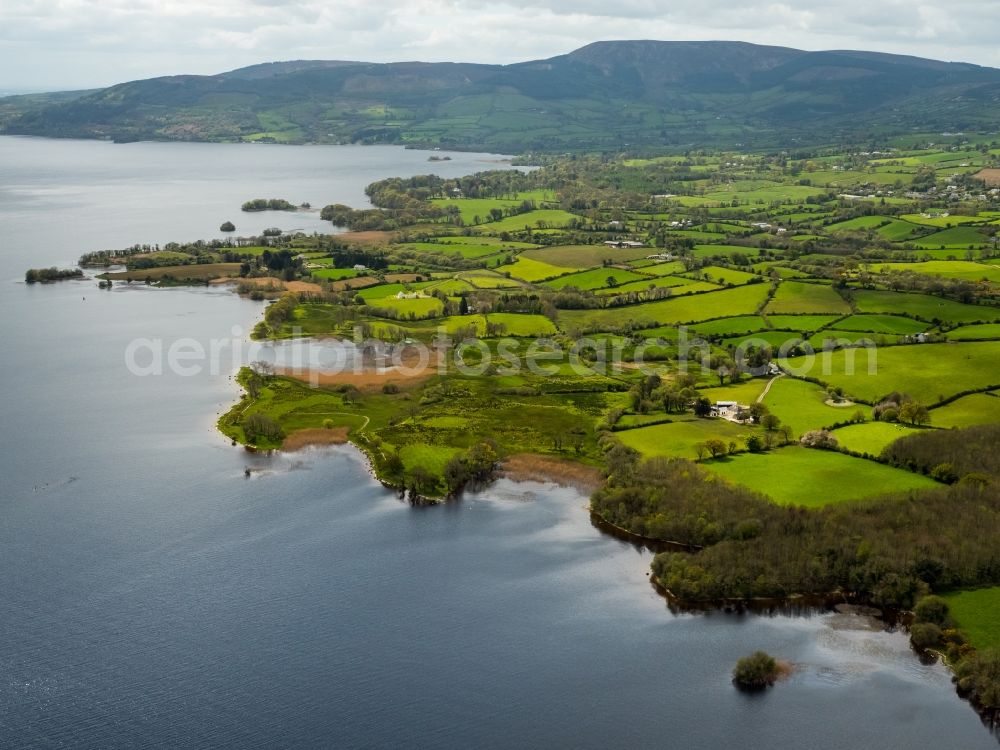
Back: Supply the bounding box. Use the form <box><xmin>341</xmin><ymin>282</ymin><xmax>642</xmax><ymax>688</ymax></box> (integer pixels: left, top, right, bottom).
<box><xmin>757</xmin><ymin>372</ymin><xmax>785</xmax><ymax>403</ymax></box>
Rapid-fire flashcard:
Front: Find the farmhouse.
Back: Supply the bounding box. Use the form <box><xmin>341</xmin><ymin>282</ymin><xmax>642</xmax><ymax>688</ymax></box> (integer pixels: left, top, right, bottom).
<box><xmin>396</xmin><ymin>291</ymin><xmax>425</xmax><ymax>300</ymax></box>
<box><xmin>603</xmin><ymin>240</ymin><xmax>645</xmax><ymax>249</ymax></box>
<box><xmin>711</xmin><ymin>400</ymin><xmax>750</xmax><ymax>422</ymax></box>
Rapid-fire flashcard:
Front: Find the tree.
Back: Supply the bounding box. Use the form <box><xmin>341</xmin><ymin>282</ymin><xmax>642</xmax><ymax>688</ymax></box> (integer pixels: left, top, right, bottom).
<box><xmin>694</xmin><ymin>397</ymin><xmax>712</xmax><ymax>417</ymax></box>
<box><xmin>458</xmin><ymin>296</ymin><xmax>469</xmax><ymax>315</ymax></box>
<box><xmin>220</xmin><ymin>221</ymin><xmax>236</xmax><ymax>232</ymax></box>
<box><xmin>732</xmin><ymin>651</ymin><xmax>779</xmax><ymax>689</ymax></box>
<box><xmin>383</xmin><ymin>450</ymin><xmax>404</xmax><ymax>479</ymax></box>
<box><xmin>749</xmin><ymin>402</ymin><xmax>769</xmax><ymax>423</ymax></box>
<box><xmin>761</xmin><ymin>413</ymin><xmax>781</xmax><ymax>432</ymax></box>
<box><xmin>704</xmin><ymin>438</ymin><xmax>727</xmax><ymax>458</ymax></box>
<box><xmin>408</xmin><ymin>466</ymin><xmax>436</xmax><ymax>496</ymax></box>
<box><xmin>745</xmin><ymin>434</ymin><xmax>764</xmax><ymax>453</ymax></box>
<box><xmin>899</xmin><ymin>402</ymin><xmax>931</xmax><ymax>426</ymax></box>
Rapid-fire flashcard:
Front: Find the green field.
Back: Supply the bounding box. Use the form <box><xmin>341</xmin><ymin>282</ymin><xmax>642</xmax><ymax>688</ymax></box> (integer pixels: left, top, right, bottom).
<box><xmin>368</xmin><ymin>296</ymin><xmax>444</xmax><ymax>318</ymax></box>
<box><xmin>827</xmin><ymin>314</ymin><xmax>930</xmax><ymax>334</ymax></box>
<box><xmin>866</xmin><ymin>260</ymin><xmax>1000</xmax><ymax>283</ymax></box>
<box><xmin>765</xmin><ymin>314</ymin><xmax>843</xmax><ymax>331</ymax></box>
<box><xmin>929</xmin><ymin>392</ymin><xmax>1000</xmax><ymax>428</ymax></box>
<box><xmin>557</xmin><ymin>283</ymin><xmax>771</xmax><ymax>331</ymax></box>
<box><xmin>761</xmin><ymin>377</ymin><xmax>859</xmax><ymax>436</ymax></box>
<box><xmin>943</xmin><ymin>588</ymin><xmax>1000</xmax><ymax>651</ymax></box>
<box><xmin>616</xmin><ymin>416</ymin><xmax>759</xmax><ymax>460</ymax></box>
<box><xmin>522</xmin><ymin>244</ymin><xmax>650</xmax><ymax>267</ymax></box>
<box><xmin>473</xmin><ymin>209</ymin><xmax>579</xmax><ymax>233</ymax></box>
<box><xmin>852</xmin><ymin>290</ymin><xmax>1000</xmax><ymax>324</ymax></box>
<box><xmin>691</xmin><ymin>244</ymin><xmax>759</xmax><ymax>259</ymax></box>
<box><xmin>685</xmin><ymin>265</ymin><xmax>760</xmax><ymax>285</ymax></box>
<box><xmin>495</xmin><ymin>256</ymin><xmax>572</xmax><ymax>282</ymax></box>
<box><xmin>485</xmin><ymin>313</ymin><xmax>558</xmax><ymax>336</ymax></box>
<box><xmin>783</xmin><ymin>341</ymin><xmax>1000</xmax><ymax>404</ymax></box>
<box><xmin>910</xmin><ymin>226</ymin><xmax>990</xmax><ymax>249</ymax></box>
<box><xmin>703</xmin><ymin>446</ymin><xmax>937</xmax><ymax>507</ymax></box>
<box><xmin>310</xmin><ymin>267</ymin><xmax>361</xmax><ymax>280</ymax></box>
<box><xmin>597</xmin><ymin>276</ymin><xmax>718</xmax><ymax>296</ymax></box>
<box><xmin>399</xmin><ymin>241</ymin><xmax>508</xmax><ymax>259</ymax></box>
<box><xmin>947</xmin><ymin>324</ymin><xmax>1000</xmax><ymax>340</ymax></box>
<box><xmin>543</xmin><ymin>267</ymin><xmax>646</xmax><ymax>290</ymax></box>
<box><xmin>765</xmin><ymin>281</ymin><xmax>852</xmax><ymax>315</ymax></box>
<box><xmin>829</xmin><ymin>421</ymin><xmax>924</xmax><ymax>454</ymax></box>
<box><xmin>688</xmin><ymin>315</ymin><xmax>768</xmax><ymax>336</ymax></box>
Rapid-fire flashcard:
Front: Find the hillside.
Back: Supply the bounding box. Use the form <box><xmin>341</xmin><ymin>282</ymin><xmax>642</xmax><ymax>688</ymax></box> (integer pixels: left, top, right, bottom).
<box><xmin>3</xmin><ymin>40</ymin><xmax>1000</xmax><ymax>151</ymax></box>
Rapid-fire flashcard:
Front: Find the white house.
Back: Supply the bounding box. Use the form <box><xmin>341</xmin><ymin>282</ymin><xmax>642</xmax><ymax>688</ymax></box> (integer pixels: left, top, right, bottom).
<box><xmin>353</xmin><ymin>264</ymin><xmax>367</xmax><ymax>271</ymax></box>
<box><xmin>711</xmin><ymin>401</ymin><xmax>750</xmax><ymax>422</ymax></box>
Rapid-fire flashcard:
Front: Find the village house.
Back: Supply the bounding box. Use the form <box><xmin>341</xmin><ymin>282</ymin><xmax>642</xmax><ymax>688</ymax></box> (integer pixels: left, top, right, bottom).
<box><xmin>711</xmin><ymin>400</ymin><xmax>750</xmax><ymax>422</ymax></box>
<box><xmin>603</xmin><ymin>240</ymin><xmax>645</xmax><ymax>249</ymax></box>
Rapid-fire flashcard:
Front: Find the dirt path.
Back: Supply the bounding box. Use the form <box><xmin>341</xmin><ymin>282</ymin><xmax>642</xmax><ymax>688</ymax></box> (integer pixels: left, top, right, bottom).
<box><xmin>757</xmin><ymin>372</ymin><xmax>784</xmax><ymax>403</ymax></box>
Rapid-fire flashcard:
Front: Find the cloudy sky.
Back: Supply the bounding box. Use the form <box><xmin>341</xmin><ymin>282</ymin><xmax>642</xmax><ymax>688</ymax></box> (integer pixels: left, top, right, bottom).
<box><xmin>3</xmin><ymin>0</ymin><xmax>999</xmax><ymax>91</ymax></box>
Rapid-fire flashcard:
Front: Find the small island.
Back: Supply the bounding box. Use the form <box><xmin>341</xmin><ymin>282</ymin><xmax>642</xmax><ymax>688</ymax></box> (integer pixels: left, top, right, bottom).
<box><xmin>732</xmin><ymin>651</ymin><xmax>783</xmax><ymax>690</ymax></box>
<box><xmin>241</xmin><ymin>198</ymin><xmax>298</xmax><ymax>212</ymax></box>
<box><xmin>25</xmin><ymin>267</ymin><xmax>84</xmax><ymax>283</ymax></box>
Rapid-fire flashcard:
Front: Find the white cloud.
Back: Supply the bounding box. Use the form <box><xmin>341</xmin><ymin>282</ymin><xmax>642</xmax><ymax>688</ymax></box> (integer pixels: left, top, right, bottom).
<box><xmin>2</xmin><ymin>0</ymin><xmax>1000</xmax><ymax>89</ymax></box>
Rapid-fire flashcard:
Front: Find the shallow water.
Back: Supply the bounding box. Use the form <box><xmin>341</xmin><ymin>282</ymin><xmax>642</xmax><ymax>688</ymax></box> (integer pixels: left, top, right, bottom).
<box><xmin>0</xmin><ymin>137</ymin><xmax>995</xmax><ymax>748</ymax></box>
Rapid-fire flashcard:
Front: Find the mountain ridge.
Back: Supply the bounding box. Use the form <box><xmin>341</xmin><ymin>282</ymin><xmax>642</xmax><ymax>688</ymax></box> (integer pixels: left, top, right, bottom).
<box><xmin>3</xmin><ymin>40</ymin><xmax>999</xmax><ymax>151</ymax></box>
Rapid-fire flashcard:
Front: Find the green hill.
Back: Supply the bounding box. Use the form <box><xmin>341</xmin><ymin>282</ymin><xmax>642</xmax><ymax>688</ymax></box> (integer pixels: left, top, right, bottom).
<box><xmin>5</xmin><ymin>40</ymin><xmax>1000</xmax><ymax>151</ymax></box>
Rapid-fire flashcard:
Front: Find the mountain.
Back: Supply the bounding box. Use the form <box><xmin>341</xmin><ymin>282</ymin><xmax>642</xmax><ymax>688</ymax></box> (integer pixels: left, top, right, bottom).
<box><xmin>3</xmin><ymin>40</ymin><xmax>1000</xmax><ymax>151</ymax></box>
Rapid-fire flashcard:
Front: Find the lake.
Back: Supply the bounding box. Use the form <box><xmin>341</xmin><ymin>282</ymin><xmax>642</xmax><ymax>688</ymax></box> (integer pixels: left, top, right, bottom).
<box><xmin>0</xmin><ymin>136</ymin><xmax>996</xmax><ymax>748</ymax></box>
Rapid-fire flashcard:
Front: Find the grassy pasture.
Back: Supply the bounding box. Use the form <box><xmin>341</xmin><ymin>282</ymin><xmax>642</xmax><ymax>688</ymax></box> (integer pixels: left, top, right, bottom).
<box><xmin>947</xmin><ymin>324</ymin><xmax>1000</xmax><ymax>340</ymax></box>
<box><xmin>398</xmin><ymin>241</ymin><xmax>506</xmax><ymax>259</ymax></box>
<box><xmin>457</xmin><ymin>271</ymin><xmax>524</xmax><ymax>289</ymax></box>
<box><xmin>691</xmin><ymin>244</ymin><xmax>759</xmax><ymax>259</ymax></box>
<box><xmin>557</xmin><ymin>284</ymin><xmax>771</xmax><ymax>331</ymax></box>
<box><xmin>783</xmin><ymin>341</ymin><xmax>1000</xmax><ymax>404</ymax></box>
<box><xmin>522</xmin><ymin>244</ymin><xmax>650</xmax><ymax>267</ymax></box>
<box><xmin>909</xmin><ymin>226</ymin><xmax>990</xmax><ymax>249</ymax></box>
<box><xmin>698</xmin><ymin>379</ymin><xmax>768</xmax><ymax>405</ymax></box>
<box><xmin>486</xmin><ymin>313</ymin><xmax>557</xmax><ymax>336</ymax></box>
<box><xmin>899</xmin><ymin>213</ymin><xmax>984</xmax><ymax>227</ymax></box>
<box><xmin>724</xmin><ymin>331</ymin><xmax>803</xmax><ymax>350</ymax></box>
<box><xmin>616</xmin><ymin>416</ymin><xmax>759</xmax><ymax>460</ymax></box>
<box><xmin>596</xmin><ymin>277</ymin><xmax>717</xmax><ymax>296</ymax></box>
<box><xmin>852</xmin><ymin>290</ymin><xmax>1000</xmax><ymax>324</ymax></box>
<box><xmin>430</xmin><ymin>198</ymin><xmax>531</xmax><ymax>224</ymax></box>
<box><xmin>765</xmin><ymin>281</ymin><xmax>852</xmax><ymax>315</ymax></box>
<box><xmin>494</xmin><ymin>256</ymin><xmax>571</xmax><ymax>282</ymax></box>
<box><xmin>829</xmin><ymin>421</ymin><xmax>924</xmax><ymax>455</ymax></box>
<box><xmin>685</xmin><ymin>265</ymin><xmax>760</xmax><ymax>285</ymax></box>
<box><xmin>640</xmin><ymin>261</ymin><xmax>691</xmax><ymax>276</ymax></box>
<box><xmin>943</xmin><ymin>588</ymin><xmax>1000</xmax><ymax>651</ymax></box>
<box><xmin>765</xmin><ymin>314</ymin><xmax>843</xmax><ymax>331</ymax></box>
<box><xmin>688</xmin><ymin>315</ymin><xmax>768</xmax><ymax>336</ymax></box>
<box><xmin>761</xmin><ymin>377</ymin><xmax>857</xmax><ymax>436</ymax></box>
<box><xmin>472</xmin><ymin>209</ymin><xmax>579</xmax><ymax>233</ymax></box>
<box><xmin>866</xmin><ymin>260</ymin><xmax>1000</xmax><ymax>283</ymax></box>
<box><xmin>543</xmin><ymin>267</ymin><xmax>646</xmax><ymax>290</ymax></box>
<box><xmin>368</xmin><ymin>296</ymin><xmax>444</xmax><ymax>318</ymax></box>
<box><xmin>827</xmin><ymin>314</ymin><xmax>930</xmax><ymax>334</ymax></box>
<box><xmin>310</xmin><ymin>267</ymin><xmax>360</xmax><ymax>280</ymax></box>
<box><xmin>752</xmin><ymin>263</ymin><xmax>810</xmax><ymax>279</ymax></box>
<box><xmin>929</xmin><ymin>392</ymin><xmax>1000</xmax><ymax>428</ymax></box>
<box><xmin>702</xmin><ymin>446</ymin><xmax>937</xmax><ymax>507</ymax></box>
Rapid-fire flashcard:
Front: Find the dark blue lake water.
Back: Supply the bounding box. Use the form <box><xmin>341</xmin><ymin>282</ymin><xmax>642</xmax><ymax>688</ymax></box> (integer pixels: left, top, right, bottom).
<box><xmin>0</xmin><ymin>137</ymin><xmax>995</xmax><ymax>748</ymax></box>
